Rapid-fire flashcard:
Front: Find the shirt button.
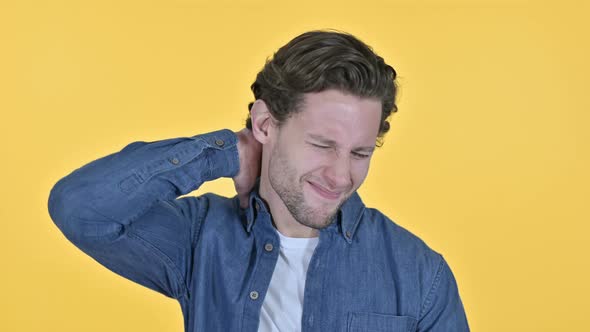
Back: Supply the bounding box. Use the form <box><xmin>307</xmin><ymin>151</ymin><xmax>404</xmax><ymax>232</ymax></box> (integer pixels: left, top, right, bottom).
<box><xmin>249</xmin><ymin>291</ymin><xmax>259</xmax><ymax>300</ymax></box>
<box><xmin>215</xmin><ymin>139</ymin><xmax>225</xmax><ymax>147</ymax></box>
<box><xmin>264</xmin><ymin>243</ymin><xmax>274</xmax><ymax>252</ymax></box>
<box><xmin>345</xmin><ymin>231</ymin><xmax>352</xmax><ymax>239</ymax></box>
<box><xmin>255</xmin><ymin>202</ymin><xmax>260</xmax><ymax>211</ymax></box>
<box><xmin>170</xmin><ymin>158</ymin><xmax>180</xmax><ymax>165</ymax></box>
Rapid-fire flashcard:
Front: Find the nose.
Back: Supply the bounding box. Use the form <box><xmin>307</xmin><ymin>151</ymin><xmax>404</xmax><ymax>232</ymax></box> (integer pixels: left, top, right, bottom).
<box><xmin>323</xmin><ymin>153</ymin><xmax>353</xmax><ymax>191</ymax></box>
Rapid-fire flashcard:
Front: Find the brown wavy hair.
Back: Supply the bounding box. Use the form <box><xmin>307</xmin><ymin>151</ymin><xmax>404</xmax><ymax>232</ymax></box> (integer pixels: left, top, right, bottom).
<box><xmin>246</xmin><ymin>29</ymin><xmax>398</xmax><ymax>146</ymax></box>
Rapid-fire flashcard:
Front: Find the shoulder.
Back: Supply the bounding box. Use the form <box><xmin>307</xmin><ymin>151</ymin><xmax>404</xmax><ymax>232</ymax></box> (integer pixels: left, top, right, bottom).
<box><xmin>361</xmin><ymin>207</ymin><xmax>440</xmax><ymax>255</ymax></box>
<box><xmin>358</xmin><ymin>207</ymin><xmax>444</xmax><ymax>280</ymax></box>
<box><xmin>163</xmin><ymin>192</ymin><xmax>240</xmax><ymax>223</ymax></box>
<box><xmin>199</xmin><ymin>192</ymin><xmax>240</xmax><ymax>213</ymax></box>
<box><xmin>193</xmin><ymin>192</ymin><xmax>248</xmax><ymax>237</ymax></box>
<box><xmin>356</xmin><ymin>207</ymin><xmax>468</xmax><ymax>326</ymax></box>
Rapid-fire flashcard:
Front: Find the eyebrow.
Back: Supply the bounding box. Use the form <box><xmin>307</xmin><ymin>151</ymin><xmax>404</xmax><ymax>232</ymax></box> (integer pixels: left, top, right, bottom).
<box><xmin>307</xmin><ymin>134</ymin><xmax>376</xmax><ymax>153</ymax></box>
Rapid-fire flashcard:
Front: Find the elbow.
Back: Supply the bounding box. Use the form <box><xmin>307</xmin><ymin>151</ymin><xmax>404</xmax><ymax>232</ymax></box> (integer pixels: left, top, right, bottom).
<box><xmin>47</xmin><ymin>176</ymin><xmax>90</xmax><ymax>243</ymax></box>
<box><xmin>48</xmin><ymin>176</ymin><xmax>125</xmax><ymax>246</ymax></box>
<box><xmin>48</xmin><ymin>177</ymin><xmax>75</xmax><ymax>236</ymax></box>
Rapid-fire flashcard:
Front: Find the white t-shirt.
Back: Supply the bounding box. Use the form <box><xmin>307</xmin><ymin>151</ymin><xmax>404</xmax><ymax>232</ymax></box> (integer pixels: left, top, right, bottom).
<box><xmin>258</xmin><ymin>230</ymin><xmax>320</xmax><ymax>332</ymax></box>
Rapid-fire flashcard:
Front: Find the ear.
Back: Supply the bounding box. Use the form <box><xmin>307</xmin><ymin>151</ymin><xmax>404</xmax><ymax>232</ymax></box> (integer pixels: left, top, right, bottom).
<box><xmin>250</xmin><ymin>99</ymin><xmax>276</xmax><ymax>144</ymax></box>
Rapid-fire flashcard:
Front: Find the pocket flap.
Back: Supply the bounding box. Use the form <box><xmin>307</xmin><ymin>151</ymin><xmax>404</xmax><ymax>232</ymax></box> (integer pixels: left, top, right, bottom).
<box><xmin>347</xmin><ymin>312</ymin><xmax>417</xmax><ymax>332</ymax></box>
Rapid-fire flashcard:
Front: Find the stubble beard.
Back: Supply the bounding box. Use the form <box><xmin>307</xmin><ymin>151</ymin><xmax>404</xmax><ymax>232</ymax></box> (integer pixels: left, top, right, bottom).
<box><xmin>268</xmin><ymin>146</ymin><xmax>347</xmax><ymax>230</ymax></box>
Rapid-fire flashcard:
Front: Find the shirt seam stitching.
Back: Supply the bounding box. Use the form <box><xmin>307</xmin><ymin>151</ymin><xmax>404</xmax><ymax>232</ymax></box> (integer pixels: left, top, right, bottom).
<box><xmin>419</xmin><ymin>255</ymin><xmax>444</xmax><ymax>319</ymax></box>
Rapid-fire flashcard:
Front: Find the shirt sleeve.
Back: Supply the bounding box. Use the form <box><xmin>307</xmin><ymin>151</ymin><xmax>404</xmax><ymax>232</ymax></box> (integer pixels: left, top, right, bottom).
<box><xmin>47</xmin><ymin>129</ymin><xmax>240</xmax><ymax>299</ymax></box>
<box><xmin>417</xmin><ymin>255</ymin><xmax>471</xmax><ymax>331</ymax></box>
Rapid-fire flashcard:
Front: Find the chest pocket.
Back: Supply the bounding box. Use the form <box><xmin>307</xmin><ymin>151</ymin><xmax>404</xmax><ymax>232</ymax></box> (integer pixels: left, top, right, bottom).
<box><xmin>347</xmin><ymin>312</ymin><xmax>418</xmax><ymax>332</ymax></box>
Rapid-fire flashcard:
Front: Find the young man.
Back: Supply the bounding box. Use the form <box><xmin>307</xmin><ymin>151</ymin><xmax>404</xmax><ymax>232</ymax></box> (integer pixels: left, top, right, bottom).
<box><xmin>48</xmin><ymin>30</ymin><xmax>470</xmax><ymax>331</ymax></box>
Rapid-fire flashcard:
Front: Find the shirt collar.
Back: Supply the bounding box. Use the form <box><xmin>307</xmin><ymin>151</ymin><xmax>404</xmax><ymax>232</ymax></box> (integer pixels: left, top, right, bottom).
<box><xmin>242</xmin><ymin>179</ymin><xmax>365</xmax><ymax>244</ymax></box>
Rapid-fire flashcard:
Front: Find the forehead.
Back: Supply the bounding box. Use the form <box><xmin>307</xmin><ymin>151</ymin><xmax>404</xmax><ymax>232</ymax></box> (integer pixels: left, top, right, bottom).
<box><xmin>290</xmin><ymin>89</ymin><xmax>382</xmax><ymax>142</ymax></box>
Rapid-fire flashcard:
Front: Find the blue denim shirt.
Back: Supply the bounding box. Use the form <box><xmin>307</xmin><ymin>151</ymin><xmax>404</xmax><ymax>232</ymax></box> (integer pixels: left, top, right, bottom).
<box><xmin>48</xmin><ymin>129</ymin><xmax>469</xmax><ymax>332</ymax></box>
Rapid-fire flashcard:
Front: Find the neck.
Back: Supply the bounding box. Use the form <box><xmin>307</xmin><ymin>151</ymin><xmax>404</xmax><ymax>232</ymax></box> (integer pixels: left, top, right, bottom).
<box><xmin>258</xmin><ymin>177</ymin><xmax>319</xmax><ymax>238</ymax></box>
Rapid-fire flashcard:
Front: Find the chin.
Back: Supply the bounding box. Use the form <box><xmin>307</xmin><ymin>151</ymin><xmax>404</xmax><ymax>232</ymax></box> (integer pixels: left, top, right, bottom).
<box><xmin>303</xmin><ymin>200</ymin><xmax>341</xmax><ymax>226</ymax></box>
<box><xmin>299</xmin><ymin>214</ymin><xmax>335</xmax><ymax>230</ymax></box>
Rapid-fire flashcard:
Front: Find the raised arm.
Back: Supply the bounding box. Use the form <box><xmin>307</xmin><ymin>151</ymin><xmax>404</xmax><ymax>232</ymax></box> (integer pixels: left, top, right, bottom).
<box><xmin>48</xmin><ymin>129</ymin><xmax>245</xmax><ymax>299</ymax></box>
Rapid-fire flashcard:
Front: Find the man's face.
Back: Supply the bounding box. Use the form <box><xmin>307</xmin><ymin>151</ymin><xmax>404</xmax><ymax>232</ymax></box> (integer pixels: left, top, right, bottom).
<box><xmin>267</xmin><ymin>89</ymin><xmax>382</xmax><ymax>230</ymax></box>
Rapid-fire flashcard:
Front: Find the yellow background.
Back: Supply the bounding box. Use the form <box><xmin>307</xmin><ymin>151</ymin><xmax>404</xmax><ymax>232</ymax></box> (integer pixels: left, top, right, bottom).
<box><xmin>1</xmin><ymin>0</ymin><xmax>588</xmax><ymax>331</ymax></box>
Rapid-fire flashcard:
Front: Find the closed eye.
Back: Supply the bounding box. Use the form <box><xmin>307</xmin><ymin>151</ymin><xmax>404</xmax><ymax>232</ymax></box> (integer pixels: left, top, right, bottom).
<box><xmin>311</xmin><ymin>143</ymin><xmax>330</xmax><ymax>149</ymax></box>
<box><xmin>309</xmin><ymin>142</ymin><xmax>370</xmax><ymax>159</ymax></box>
<box><xmin>352</xmin><ymin>152</ymin><xmax>370</xmax><ymax>159</ymax></box>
